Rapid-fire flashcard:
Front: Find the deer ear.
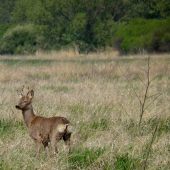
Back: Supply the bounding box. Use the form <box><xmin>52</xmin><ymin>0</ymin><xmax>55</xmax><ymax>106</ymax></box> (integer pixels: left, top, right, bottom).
<box><xmin>17</xmin><ymin>90</ymin><xmax>23</xmax><ymax>98</ymax></box>
<box><xmin>27</xmin><ymin>89</ymin><xmax>34</xmax><ymax>99</ymax></box>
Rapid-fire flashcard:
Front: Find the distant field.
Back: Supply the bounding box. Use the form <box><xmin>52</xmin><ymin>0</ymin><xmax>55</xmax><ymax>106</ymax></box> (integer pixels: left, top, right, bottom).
<box><xmin>0</xmin><ymin>53</ymin><xmax>170</xmax><ymax>169</ymax></box>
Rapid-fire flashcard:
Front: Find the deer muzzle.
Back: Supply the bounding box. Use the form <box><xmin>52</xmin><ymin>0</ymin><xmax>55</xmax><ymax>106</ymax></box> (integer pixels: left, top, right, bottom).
<box><xmin>15</xmin><ymin>105</ymin><xmax>20</xmax><ymax>109</ymax></box>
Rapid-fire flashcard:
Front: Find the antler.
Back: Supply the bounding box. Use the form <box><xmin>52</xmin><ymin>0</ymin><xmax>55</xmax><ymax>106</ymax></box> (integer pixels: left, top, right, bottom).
<box><xmin>21</xmin><ymin>85</ymin><xmax>25</xmax><ymax>95</ymax></box>
<box><xmin>27</xmin><ymin>86</ymin><xmax>34</xmax><ymax>93</ymax></box>
<box><xmin>16</xmin><ymin>85</ymin><xmax>25</xmax><ymax>98</ymax></box>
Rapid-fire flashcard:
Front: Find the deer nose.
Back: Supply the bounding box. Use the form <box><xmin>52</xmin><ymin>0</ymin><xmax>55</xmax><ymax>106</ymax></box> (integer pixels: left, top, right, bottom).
<box><xmin>15</xmin><ymin>105</ymin><xmax>20</xmax><ymax>109</ymax></box>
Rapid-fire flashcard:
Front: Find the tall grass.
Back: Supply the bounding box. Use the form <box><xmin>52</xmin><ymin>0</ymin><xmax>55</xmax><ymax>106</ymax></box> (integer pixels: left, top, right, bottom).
<box><xmin>0</xmin><ymin>54</ymin><xmax>170</xmax><ymax>169</ymax></box>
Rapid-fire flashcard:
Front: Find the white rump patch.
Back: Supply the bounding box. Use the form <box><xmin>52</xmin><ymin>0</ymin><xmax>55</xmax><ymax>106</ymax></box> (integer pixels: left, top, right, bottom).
<box><xmin>67</xmin><ymin>124</ymin><xmax>74</xmax><ymax>133</ymax></box>
<box><xmin>57</xmin><ymin>124</ymin><xmax>67</xmax><ymax>133</ymax></box>
<box><xmin>57</xmin><ymin>124</ymin><xmax>74</xmax><ymax>133</ymax></box>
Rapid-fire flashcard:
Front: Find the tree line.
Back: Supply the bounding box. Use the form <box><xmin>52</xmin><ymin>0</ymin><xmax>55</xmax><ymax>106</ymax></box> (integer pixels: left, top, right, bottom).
<box><xmin>0</xmin><ymin>0</ymin><xmax>170</xmax><ymax>55</ymax></box>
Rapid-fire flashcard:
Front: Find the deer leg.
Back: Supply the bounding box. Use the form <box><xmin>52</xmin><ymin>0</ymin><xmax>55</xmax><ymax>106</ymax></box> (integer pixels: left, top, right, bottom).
<box><xmin>34</xmin><ymin>140</ymin><xmax>41</xmax><ymax>158</ymax></box>
<box><xmin>64</xmin><ymin>139</ymin><xmax>70</xmax><ymax>152</ymax></box>
<box><xmin>51</xmin><ymin>134</ymin><xmax>61</xmax><ymax>157</ymax></box>
<box><xmin>45</xmin><ymin>146</ymin><xmax>50</xmax><ymax>160</ymax></box>
<box><xmin>43</xmin><ymin>142</ymin><xmax>50</xmax><ymax>160</ymax></box>
<box><xmin>63</xmin><ymin>134</ymin><xmax>71</xmax><ymax>152</ymax></box>
<box><xmin>51</xmin><ymin>139</ymin><xmax>58</xmax><ymax>157</ymax></box>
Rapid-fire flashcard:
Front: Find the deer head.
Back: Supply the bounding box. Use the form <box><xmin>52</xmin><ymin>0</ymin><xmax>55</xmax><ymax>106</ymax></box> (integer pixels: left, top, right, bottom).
<box><xmin>15</xmin><ymin>86</ymin><xmax>34</xmax><ymax>110</ymax></box>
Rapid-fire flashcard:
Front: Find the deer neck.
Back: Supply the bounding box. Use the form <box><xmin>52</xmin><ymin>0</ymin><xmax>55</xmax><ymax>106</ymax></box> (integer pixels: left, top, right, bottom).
<box><xmin>22</xmin><ymin>104</ymin><xmax>36</xmax><ymax>128</ymax></box>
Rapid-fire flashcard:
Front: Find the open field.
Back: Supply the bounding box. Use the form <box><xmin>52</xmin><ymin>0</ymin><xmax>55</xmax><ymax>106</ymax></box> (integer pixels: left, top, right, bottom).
<box><xmin>0</xmin><ymin>53</ymin><xmax>170</xmax><ymax>169</ymax></box>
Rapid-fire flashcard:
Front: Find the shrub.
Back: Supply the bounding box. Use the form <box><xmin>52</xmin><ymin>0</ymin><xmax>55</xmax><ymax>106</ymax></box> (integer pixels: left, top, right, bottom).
<box><xmin>114</xmin><ymin>18</ymin><xmax>170</xmax><ymax>53</ymax></box>
<box><xmin>0</xmin><ymin>24</ymin><xmax>16</xmax><ymax>39</ymax></box>
<box><xmin>0</xmin><ymin>24</ymin><xmax>37</xmax><ymax>54</ymax></box>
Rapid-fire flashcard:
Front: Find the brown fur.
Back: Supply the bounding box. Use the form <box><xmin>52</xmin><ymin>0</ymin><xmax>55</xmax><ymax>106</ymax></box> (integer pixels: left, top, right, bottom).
<box><xmin>15</xmin><ymin>86</ymin><xmax>74</xmax><ymax>159</ymax></box>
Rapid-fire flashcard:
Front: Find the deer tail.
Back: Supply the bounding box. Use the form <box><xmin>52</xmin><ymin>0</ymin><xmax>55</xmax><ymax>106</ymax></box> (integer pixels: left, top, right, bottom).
<box><xmin>57</xmin><ymin>124</ymin><xmax>74</xmax><ymax>133</ymax></box>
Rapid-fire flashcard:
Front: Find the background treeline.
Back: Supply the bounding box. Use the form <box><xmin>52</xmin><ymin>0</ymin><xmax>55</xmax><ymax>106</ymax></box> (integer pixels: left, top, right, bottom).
<box><xmin>0</xmin><ymin>0</ymin><xmax>170</xmax><ymax>54</ymax></box>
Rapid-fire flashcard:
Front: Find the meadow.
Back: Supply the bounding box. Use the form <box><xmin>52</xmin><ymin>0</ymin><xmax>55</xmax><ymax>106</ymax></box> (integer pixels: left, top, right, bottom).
<box><xmin>0</xmin><ymin>52</ymin><xmax>170</xmax><ymax>170</ymax></box>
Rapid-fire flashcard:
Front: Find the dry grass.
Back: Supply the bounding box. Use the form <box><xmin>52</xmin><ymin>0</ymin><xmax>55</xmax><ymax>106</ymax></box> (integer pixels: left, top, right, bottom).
<box><xmin>0</xmin><ymin>53</ymin><xmax>170</xmax><ymax>169</ymax></box>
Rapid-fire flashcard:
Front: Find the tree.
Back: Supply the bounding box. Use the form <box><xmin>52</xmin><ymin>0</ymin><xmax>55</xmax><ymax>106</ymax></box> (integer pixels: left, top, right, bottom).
<box><xmin>0</xmin><ymin>0</ymin><xmax>17</xmax><ymax>24</ymax></box>
<box><xmin>11</xmin><ymin>0</ymin><xmax>139</xmax><ymax>53</ymax></box>
<box><xmin>131</xmin><ymin>0</ymin><xmax>170</xmax><ymax>19</ymax></box>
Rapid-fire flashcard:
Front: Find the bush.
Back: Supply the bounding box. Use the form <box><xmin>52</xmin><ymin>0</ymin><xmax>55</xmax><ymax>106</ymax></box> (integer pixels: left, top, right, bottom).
<box><xmin>0</xmin><ymin>24</ymin><xmax>16</xmax><ymax>40</ymax></box>
<box><xmin>114</xmin><ymin>18</ymin><xmax>170</xmax><ymax>53</ymax></box>
<box><xmin>0</xmin><ymin>24</ymin><xmax>37</xmax><ymax>54</ymax></box>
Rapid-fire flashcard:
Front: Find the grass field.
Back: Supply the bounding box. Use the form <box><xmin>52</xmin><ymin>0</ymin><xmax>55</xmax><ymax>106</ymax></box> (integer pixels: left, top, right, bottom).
<box><xmin>0</xmin><ymin>52</ymin><xmax>170</xmax><ymax>169</ymax></box>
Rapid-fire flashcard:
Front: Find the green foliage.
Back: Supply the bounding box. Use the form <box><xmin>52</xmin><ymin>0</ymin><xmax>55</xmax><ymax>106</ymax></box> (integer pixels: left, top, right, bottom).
<box><xmin>9</xmin><ymin>0</ymin><xmax>137</xmax><ymax>53</ymax></box>
<box><xmin>115</xmin><ymin>18</ymin><xmax>170</xmax><ymax>53</ymax></box>
<box><xmin>93</xmin><ymin>21</ymin><xmax>116</xmax><ymax>49</ymax></box>
<box><xmin>0</xmin><ymin>0</ymin><xmax>17</xmax><ymax>24</ymax></box>
<box><xmin>11</xmin><ymin>0</ymin><xmax>30</xmax><ymax>23</ymax></box>
<box><xmin>0</xmin><ymin>24</ymin><xmax>37</xmax><ymax>54</ymax></box>
<box><xmin>0</xmin><ymin>0</ymin><xmax>169</xmax><ymax>54</ymax></box>
<box><xmin>72</xmin><ymin>13</ymin><xmax>87</xmax><ymax>37</ymax></box>
<box><xmin>0</xmin><ymin>24</ymin><xmax>16</xmax><ymax>39</ymax></box>
<box><xmin>148</xmin><ymin>0</ymin><xmax>170</xmax><ymax>18</ymax></box>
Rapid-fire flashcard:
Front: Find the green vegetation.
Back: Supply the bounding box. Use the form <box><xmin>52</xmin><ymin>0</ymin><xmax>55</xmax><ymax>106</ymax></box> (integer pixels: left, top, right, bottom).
<box><xmin>115</xmin><ymin>18</ymin><xmax>170</xmax><ymax>53</ymax></box>
<box><xmin>0</xmin><ymin>0</ymin><xmax>169</xmax><ymax>54</ymax></box>
<box><xmin>0</xmin><ymin>25</ymin><xmax>37</xmax><ymax>54</ymax></box>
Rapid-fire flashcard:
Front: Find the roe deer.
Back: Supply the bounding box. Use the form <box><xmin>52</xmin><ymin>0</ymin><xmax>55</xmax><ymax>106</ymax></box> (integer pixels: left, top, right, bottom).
<box><xmin>15</xmin><ymin>86</ymin><xmax>74</xmax><ymax>159</ymax></box>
